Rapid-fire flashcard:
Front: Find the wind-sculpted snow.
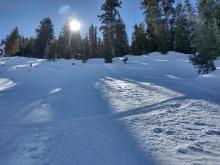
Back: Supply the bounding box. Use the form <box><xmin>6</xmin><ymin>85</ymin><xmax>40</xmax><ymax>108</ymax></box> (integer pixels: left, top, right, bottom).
<box><xmin>0</xmin><ymin>52</ymin><xmax>219</xmax><ymax>165</ymax></box>
<box><xmin>0</xmin><ymin>78</ymin><xmax>16</xmax><ymax>92</ymax></box>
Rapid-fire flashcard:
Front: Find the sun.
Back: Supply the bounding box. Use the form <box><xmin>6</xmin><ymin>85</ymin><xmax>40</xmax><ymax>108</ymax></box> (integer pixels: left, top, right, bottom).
<box><xmin>69</xmin><ymin>20</ymin><xmax>81</xmax><ymax>32</ymax></box>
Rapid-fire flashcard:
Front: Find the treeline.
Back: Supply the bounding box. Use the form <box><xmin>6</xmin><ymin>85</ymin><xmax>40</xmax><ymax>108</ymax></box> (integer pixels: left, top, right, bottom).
<box><xmin>1</xmin><ymin>0</ymin><xmax>220</xmax><ymax>74</ymax></box>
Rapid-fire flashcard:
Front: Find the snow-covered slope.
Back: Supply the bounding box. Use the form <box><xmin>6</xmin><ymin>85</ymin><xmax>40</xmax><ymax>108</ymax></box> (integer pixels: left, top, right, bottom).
<box><xmin>0</xmin><ymin>52</ymin><xmax>219</xmax><ymax>165</ymax></box>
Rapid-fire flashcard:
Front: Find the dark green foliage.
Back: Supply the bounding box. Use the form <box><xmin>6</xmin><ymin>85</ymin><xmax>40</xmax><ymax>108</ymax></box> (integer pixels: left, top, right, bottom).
<box><xmin>115</xmin><ymin>17</ymin><xmax>129</xmax><ymax>56</ymax></box>
<box><xmin>191</xmin><ymin>23</ymin><xmax>220</xmax><ymax>74</ymax></box>
<box><xmin>141</xmin><ymin>0</ymin><xmax>174</xmax><ymax>54</ymax></box>
<box><xmin>5</xmin><ymin>27</ymin><xmax>20</xmax><ymax>56</ymax></box>
<box><xmin>190</xmin><ymin>0</ymin><xmax>220</xmax><ymax>74</ymax></box>
<box><xmin>17</xmin><ymin>37</ymin><xmax>35</xmax><ymax>57</ymax></box>
<box><xmin>174</xmin><ymin>4</ymin><xmax>190</xmax><ymax>53</ymax></box>
<box><xmin>141</xmin><ymin>0</ymin><xmax>160</xmax><ymax>53</ymax></box>
<box><xmin>98</xmin><ymin>0</ymin><xmax>123</xmax><ymax>62</ymax></box>
<box><xmin>45</xmin><ymin>40</ymin><xmax>58</xmax><ymax>61</ymax></box>
<box><xmin>184</xmin><ymin>0</ymin><xmax>196</xmax><ymax>53</ymax></box>
<box><xmin>82</xmin><ymin>35</ymin><xmax>90</xmax><ymax>62</ymax></box>
<box><xmin>156</xmin><ymin>20</ymin><xmax>169</xmax><ymax>54</ymax></box>
<box><xmin>89</xmin><ymin>24</ymin><xmax>98</xmax><ymax>58</ymax></box>
<box><xmin>130</xmin><ymin>23</ymin><xmax>147</xmax><ymax>55</ymax></box>
<box><xmin>97</xmin><ymin>38</ymin><xmax>104</xmax><ymax>58</ymax></box>
<box><xmin>35</xmin><ymin>17</ymin><xmax>54</xmax><ymax>58</ymax></box>
<box><xmin>103</xmin><ymin>28</ymin><xmax>113</xmax><ymax>63</ymax></box>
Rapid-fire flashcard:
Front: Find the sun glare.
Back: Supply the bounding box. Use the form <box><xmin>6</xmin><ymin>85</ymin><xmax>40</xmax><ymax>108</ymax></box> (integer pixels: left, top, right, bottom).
<box><xmin>69</xmin><ymin>20</ymin><xmax>81</xmax><ymax>32</ymax></box>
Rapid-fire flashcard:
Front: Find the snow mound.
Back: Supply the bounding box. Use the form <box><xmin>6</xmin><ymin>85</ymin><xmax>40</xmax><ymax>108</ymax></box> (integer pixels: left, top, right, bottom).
<box><xmin>0</xmin><ymin>78</ymin><xmax>16</xmax><ymax>92</ymax></box>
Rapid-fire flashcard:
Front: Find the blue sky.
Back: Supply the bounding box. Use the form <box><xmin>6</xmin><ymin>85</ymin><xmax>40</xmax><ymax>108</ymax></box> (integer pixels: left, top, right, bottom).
<box><xmin>0</xmin><ymin>0</ymin><xmax>144</xmax><ymax>42</ymax></box>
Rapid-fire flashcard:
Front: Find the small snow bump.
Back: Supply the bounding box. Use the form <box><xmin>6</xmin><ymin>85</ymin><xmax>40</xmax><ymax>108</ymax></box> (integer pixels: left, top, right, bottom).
<box><xmin>188</xmin><ymin>144</ymin><xmax>204</xmax><ymax>153</ymax></box>
<box><xmin>153</xmin><ymin>128</ymin><xmax>164</xmax><ymax>134</ymax></box>
<box><xmin>206</xmin><ymin>130</ymin><xmax>220</xmax><ymax>136</ymax></box>
<box><xmin>165</xmin><ymin>130</ymin><xmax>176</xmax><ymax>135</ymax></box>
<box><xmin>28</xmin><ymin>146</ymin><xmax>39</xmax><ymax>152</ymax></box>
<box><xmin>177</xmin><ymin>148</ymin><xmax>188</xmax><ymax>154</ymax></box>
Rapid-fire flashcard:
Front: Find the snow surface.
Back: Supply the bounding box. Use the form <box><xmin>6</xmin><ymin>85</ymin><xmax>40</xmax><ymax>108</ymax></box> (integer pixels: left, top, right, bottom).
<box><xmin>0</xmin><ymin>52</ymin><xmax>220</xmax><ymax>165</ymax></box>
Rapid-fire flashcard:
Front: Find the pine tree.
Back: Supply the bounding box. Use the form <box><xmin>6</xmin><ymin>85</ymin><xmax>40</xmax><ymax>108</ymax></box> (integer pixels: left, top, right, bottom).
<box><xmin>27</xmin><ymin>37</ymin><xmax>36</xmax><ymax>57</ymax></box>
<box><xmin>97</xmin><ymin>38</ymin><xmax>104</xmax><ymax>58</ymax></box>
<box><xmin>215</xmin><ymin>3</ymin><xmax>220</xmax><ymax>31</ymax></box>
<box><xmin>5</xmin><ymin>27</ymin><xmax>20</xmax><ymax>57</ymax></box>
<box><xmin>104</xmin><ymin>28</ymin><xmax>113</xmax><ymax>63</ymax></box>
<box><xmin>130</xmin><ymin>23</ymin><xmax>147</xmax><ymax>55</ymax></box>
<box><xmin>156</xmin><ymin>20</ymin><xmax>169</xmax><ymax>54</ymax></box>
<box><xmin>58</xmin><ymin>20</ymin><xmax>81</xmax><ymax>59</ymax></box>
<box><xmin>190</xmin><ymin>0</ymin><xmax>220</xmax><ymax>74</ymax></box>
<box><xmin>35</xmin><ymin>17</ymin><xmax>54</xmax><ymax>58</ymax></box>
<box><xmin>17</xmin><ymin>37</ymin><xmax>29</xmax><ymax>57</ymax></box>
<box><xmin>98</xmin><ymin>0</ymin><xmax>122</xmax><ymax>63</ymax></box>
<box><xmin>184</xmin><ymin>0</ymin><xmax>196</xmax><ymax>53</ymax></box>
<box><xmin>45</xmin><ymin>40</ymin><xmax>58</xmax><ymax>61</ymax></box>
<box><xmin>89</xmin><ymin>24</ymin><xmax>98</xmax><ymax>58</ymax></box>
<box><xmin>57</xmin><ymin>22</ymin><xmax>71</xmax><ymax>59</ymax></box>
<box><xmin>70</xmin><ymin>28</ymin><xmax>81</xmax><ymax>59</ymax></box>
<box><xmin>17</xmin><ymin>37</ymin><xmax>36</xmax><ymax>57</ymax></box>
<box><xmin>141</xmin><ymin>0</ymin><xmax>159</xmax><ymax>52</ymax></box>
<box><xmin>115</xmin><ymin>17</ymin><xmax>129</xmax><ymax>56</ymax></box>
<box><xmin>141</xmin><ymin>0</ymin><xmax>172</xmax><ymax>54</ymax></box>
<box><xmin>82</xmin><ymin>35</ymin><xmax>90</xmax><ymax>62</ymax></box>
<box><xmin>174</xmin><ymin>3</ymin><xmax>190</xmax><ymax>53</ymax></box>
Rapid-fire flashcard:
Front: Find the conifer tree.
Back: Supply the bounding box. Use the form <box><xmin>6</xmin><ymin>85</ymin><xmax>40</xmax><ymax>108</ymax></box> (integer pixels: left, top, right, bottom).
<box><xmin>35</xmin><ymin>17</ymin><xmax>54</xmax><ymax>58</ymax></box>
<box><xmin>141</xmin><ymin>0</ymin><xmax>172</xmax><ymax>54</ymax></box>
<box><xmin>17</xmin><ymin>37</ymin><xmax>29</xmax><ymax>57</ymax></box>
<box><xmin>115</xmin><ymin>17</ymin><xmax>129</xmax><ymax>56</ymax></box>
<box><xmin>82</xmin><ymin>35</ymin><xmax>90</xmax><ymax>62</ymax></box>
<box><xmin>5</xmin><ymin>27</ymin><xmax>20</xmax><ymax>57</ymax></box>
<box><xmin>70</xmin><ymin>28</ymin><xmax>81</xmax><ymax>59</ymax></box>
<box><xmin>45</xmin><ymin>40</ymin><xmax>58</xmax><ymax>61</ymax></box>
<box><xmin>156</xmin><ymin>20</ymin><xmax>169</xmax><ymax>54</ymax></box>
<box><xmin>184</xmin><ymin>0</ymin><xmax>196</xmax><ymax>53</ymax></box>
<box><xmin>58</xmin><ymin>20</ymin><xmax>81</xmax><ymax>59</ymax></box>
<box><xmin>190</xmin><ymin>0</ymin><xmax>220</xmax><ymax>74</ymax></box>
<box><xmin>57</xmin><ymin>22</ymin><xmax>71</xmax><ymax>59</ymax></box>
<box><xmin>164</xmin><ymin>0</ymin><xmax>175</xmax><ymax>50</ymax></box>
<box><xmin>130</xmin><ymin>23</ymin><xmax>147</xmax><ymax>55</ymax></box>
<box><xmin>89</xmin><ymin>24</ymin><xmax>98</xmax><ymax>58</ymax></box>
<box><xmin>97</xmin><ymin>38</ymin><xmax>104</xmax><ymax>58</ymax></box>
<box><xmin>174</xmin><ymin>3</ymin><xmax>190</xmax><ymax>53</ymax></box>
<box><xmin>98</xmin><ymin>0</ymin><xmax>122</xmax><ymax>63</ymax></box>
<box><xmin>141</xmin><ymin>0</ymin><xmax>159</xmax><ymax>52</ymax></box>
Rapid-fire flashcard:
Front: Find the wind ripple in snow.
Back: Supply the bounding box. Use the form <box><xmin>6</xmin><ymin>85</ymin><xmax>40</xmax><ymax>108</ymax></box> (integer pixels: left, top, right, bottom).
<box><xmin>0</xmin><ymin>78</ymin><xmax>16</xmax><ymax>92</ymax></box>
